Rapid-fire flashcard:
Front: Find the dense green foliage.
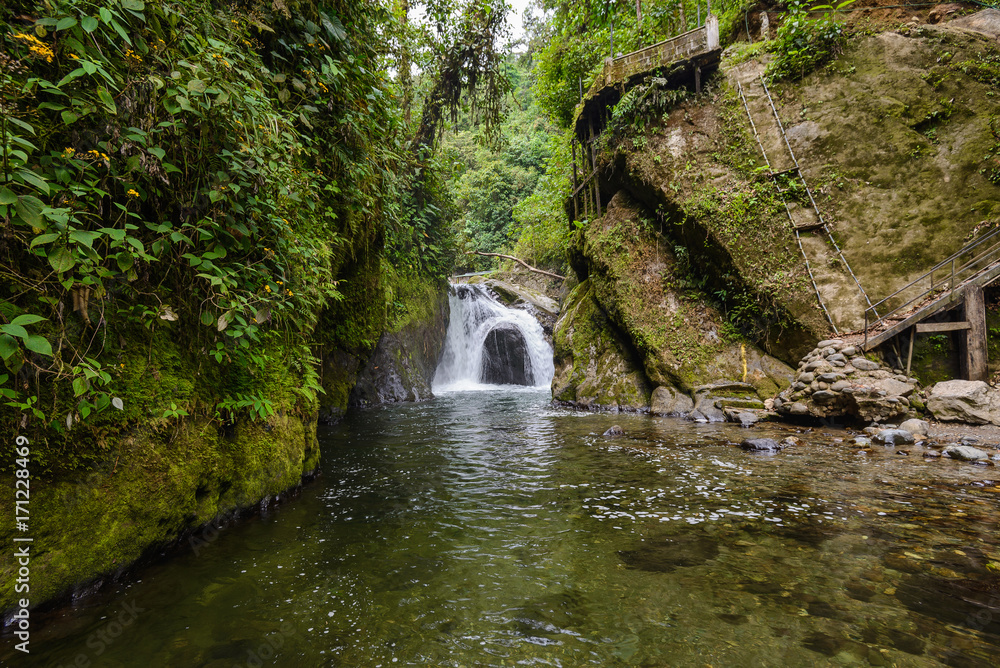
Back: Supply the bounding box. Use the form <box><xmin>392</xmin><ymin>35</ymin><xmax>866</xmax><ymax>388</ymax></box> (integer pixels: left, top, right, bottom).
<box><xmin>765</xmin><ymin>0</ymin><xmax>853</xmax><ymax>82</ymax></box>
<box><xmin>0</xmin><ymin>0</ymin><xmax>515</xmax><ymax>465</ymax></box>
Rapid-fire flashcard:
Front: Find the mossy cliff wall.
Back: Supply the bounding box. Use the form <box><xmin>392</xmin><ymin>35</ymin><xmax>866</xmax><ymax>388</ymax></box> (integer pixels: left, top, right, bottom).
<box><xmin>0</xmin><ymin>321</ymin><xmax>320</xmax><ymax>612</ymax></box>
<box><xmin>556</xmin><ymin>17</ymin><xmax>1000</xmax><ymax>409</ymax></box>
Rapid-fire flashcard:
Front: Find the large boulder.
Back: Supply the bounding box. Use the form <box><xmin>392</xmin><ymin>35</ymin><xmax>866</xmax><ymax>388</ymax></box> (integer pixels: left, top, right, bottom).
<box><xmin>480</xmin><ymin>324</ymin><xmax>534</xmax><ymax>385</ymax></box>
<box><xmin>551</xmin><ymin>280</ymin><xmax>653</xmax><ymax>411</ymax></box>
<box><xmin>650</xmin><ymin>385</ymin><xmax>695</xmax><ymax>416</ymax></box>
<box><xmin>926</xmin><ymin>380</ymin><xmax>994</xmax><ymax>424</ymax></box>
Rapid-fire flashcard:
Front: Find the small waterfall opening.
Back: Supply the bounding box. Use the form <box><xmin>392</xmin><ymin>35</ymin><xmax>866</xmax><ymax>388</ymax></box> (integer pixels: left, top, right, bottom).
<box><xmin>433</xmin><ymin>284</ymin><xmax>554</xmax><ymax>392</ymax></box>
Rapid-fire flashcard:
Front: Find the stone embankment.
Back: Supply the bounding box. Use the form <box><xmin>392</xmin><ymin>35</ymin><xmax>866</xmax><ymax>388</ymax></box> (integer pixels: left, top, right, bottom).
<box><xmin>773</xmin><ymin>339</ymin><xmax>919</xmax><ymax>422</ymax></box>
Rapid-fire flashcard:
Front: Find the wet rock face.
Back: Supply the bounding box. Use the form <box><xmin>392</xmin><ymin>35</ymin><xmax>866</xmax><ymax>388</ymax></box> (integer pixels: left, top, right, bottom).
<box><xmin>480</xmin><ymin>324</ymin><xmax>534</xmax><ymax>386</ymax></box>
<box><xmin>774</xmin><ymin>340</ymin><xmax>919</xmax><ymax>422</ymax></box>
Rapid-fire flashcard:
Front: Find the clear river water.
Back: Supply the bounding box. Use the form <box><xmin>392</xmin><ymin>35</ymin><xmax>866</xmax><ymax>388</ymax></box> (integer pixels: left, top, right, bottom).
<box><xmin>6</xmin><ymin>387</ymin><xmax>1000</xmax><ymax>667</ymax></box>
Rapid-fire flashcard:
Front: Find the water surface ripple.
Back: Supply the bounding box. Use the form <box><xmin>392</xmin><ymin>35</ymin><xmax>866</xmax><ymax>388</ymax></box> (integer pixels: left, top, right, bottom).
<box><xmin>7</xmin><ymin>389</ymin><xmax>1000</xmax><ymax>667</ymax></box>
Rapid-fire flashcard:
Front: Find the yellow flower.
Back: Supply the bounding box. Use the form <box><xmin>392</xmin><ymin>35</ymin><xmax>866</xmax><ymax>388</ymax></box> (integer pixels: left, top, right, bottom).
<box><xmin>120</xmin><ymin>363</ymin><xmax>125</xmax><ymax>368</ymax></box>
<box><xmin>265</xmin><ymin>285</ymin><xmax>271</xmax><ymax>292</ymax></box>
<box><xmin>127</xmin><ymin>189</ymin><xmax>139</xmax><ymax>198</ymax></box>
<box><xmin>277</xmin><ymin>280</ymin><xmax>283</xmax><ymax>285</ymax></box>
<box><xmin>70</xmin><ymin>54</ymin><xmax>79</xmax><ymax>59</ymax></box>
<box><xmin>12</xmin><ymin>33</ymin><xmax>54</xmax><ymax>63</ymax></box>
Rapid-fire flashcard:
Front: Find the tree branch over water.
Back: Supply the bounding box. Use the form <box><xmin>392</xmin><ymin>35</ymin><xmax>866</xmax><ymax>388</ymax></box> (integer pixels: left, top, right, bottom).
<box><xmin>467</xmin><ymin>251</ymin><xmax>566</xmax><ymax>280</ymax></box>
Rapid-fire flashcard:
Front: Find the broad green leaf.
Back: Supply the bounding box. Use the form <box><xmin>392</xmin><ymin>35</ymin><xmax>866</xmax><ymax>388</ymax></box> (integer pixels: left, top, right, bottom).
<box><xmin>0</xmin><ymin>334</ymin><xmax>17</xmax><ymax>361</ymax></box>
<box><xmin>56</xmin><ymin>16</ymin><xmax>78</xmax><ymax>31</ymax></box>
<box><xmin>201</xmin><ymin>311</ymin><xmax>213</xmax><ymax>326</ymax></box>
<box><xmin>147</xmin><ymin>146</ymin><xmax>166</xmax><ymax>160</ymax></box>
<box><xmin>121</xmin><ymin>0</ymin><xmax>145</xmax><ymax>10</ymax></box>
<box><xmin>56</xmin><ymin>67</ymin><xmax>88</xmax><ymax>87</ymax></box>
<box><xmin>70</xmin><ymin>230</ymin><xmax>101</xmax><ymax>247</ymax></box>
<box><xmin>48</xmin><ymin>246</ymin><xmax>76</xmax><ymax>273</ymax></box>
<box><xmin>97</xmin><ymin>86</ymin><xmax>117</xmax><ymax>114</ymax></box>
<box><xmin>61</xmin><ymin>110</ymin><xmax>80</xmax><ymax>125</ymax></box>
<box><xmin>81</xmin><ymin>15</ymin><xmax>99</xmax><ymax>32</ymax></box>
<box><xmin>73</xmin><ymin>376</ymin><xmax>88</xmax><ymax>396</ymax></box>
<box><xmin>16</xmin><ymin>170</ymin><xmax>49</xmax><ymax>195</ymax></box>
<box><xmin>14</xmin><ymin>196</ymin><xmax>43</xmax><ymax>226</ymax></box>
<box><xmin>24</xmin><ymin>335</ymin><xmax>53</xmax><ymax>357</ymax></box>
<box><xmin>99</xmin><ymin>7</ymin><xmax>112</xmax><ymax>22</ymax></box>
<box><xmin>0</xmin><ymin>324</ymin><xmax>28</xmax><ymax>340</ymax></box>
<box><xmin>82</xmin><ymin>60</ymin><xmax>98</xmax><ymax>75</ymax></box>
<box><xmin>10</xmin><ymin>314</ymin><xmax>46</xmax><ymax>327</ymax></box>
<box><xmin>187</xmin><ymin>79</ymin><xmax>206</xmax><ymax>94</ymax></box>
<box><xmin>116</xmin><ymin>251</ymin><xmax>134</xmax><ymax>271</ymax></box>
<box><xmin>30</xmin><ymin>232</ymin><xmax>60</xmax><ymax>248</ymax></box>
<box><xmin>7</xmin><ymin>117</ymin><xmax>34</xmax><ymax>134</ymax></box>
<box><xmin>0</xmin><ymin>187</ymin><xmax>16</xmax><ymax>205</ymax></box>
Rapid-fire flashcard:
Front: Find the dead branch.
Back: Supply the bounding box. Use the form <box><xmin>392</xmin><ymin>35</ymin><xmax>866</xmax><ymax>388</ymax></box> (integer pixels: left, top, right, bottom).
<box><xmin>467</xmin><ymin>251</ymin><xmax>566</xmax><ymax>280</ymax></box>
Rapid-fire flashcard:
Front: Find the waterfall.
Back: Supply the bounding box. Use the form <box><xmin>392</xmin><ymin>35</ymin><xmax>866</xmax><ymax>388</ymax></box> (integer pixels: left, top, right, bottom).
<box><xmin>433</xmin><ymin>284</ymin><xmax>554</xmax><ymax>392</ymax></box>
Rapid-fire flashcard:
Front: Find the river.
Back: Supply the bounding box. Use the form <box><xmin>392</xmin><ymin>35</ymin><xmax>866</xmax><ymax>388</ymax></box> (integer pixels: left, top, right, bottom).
<box><xmin>6</xmin><ymin>386</ymin><xmax>1000</xmax><ymax>667</ymax></box>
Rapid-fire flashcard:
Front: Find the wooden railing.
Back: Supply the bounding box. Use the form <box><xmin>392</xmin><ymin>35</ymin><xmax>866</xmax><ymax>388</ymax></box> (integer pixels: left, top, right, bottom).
<box><xmin>864</xmin><ymin>227</ymin><xmax>1000</xmax><ymax>348</ymax></box>
<box><xmin>585</xmin><ymin>15</ymin><xmax>720</xmax><ymax>100</ymax></box>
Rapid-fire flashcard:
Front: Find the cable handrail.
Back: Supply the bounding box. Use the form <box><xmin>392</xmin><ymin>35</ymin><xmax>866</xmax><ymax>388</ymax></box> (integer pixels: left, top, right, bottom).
<box><xmin>863</xmin><ymin>227</ymin><xmax>1000</xmax><ymax>348</ymax></box>
<box><xmin>865</xmin><ymin>227</ymin><xmax>1000</xmax><ymax>318</ymax></box>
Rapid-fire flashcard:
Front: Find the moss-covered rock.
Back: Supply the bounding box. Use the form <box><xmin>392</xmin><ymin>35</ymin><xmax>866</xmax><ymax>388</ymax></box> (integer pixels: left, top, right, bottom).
<box><xmin>576</xmin><ymin>190</ymin><xmax>794</xmax><ymax>400</ymax></box>
<box><xmin>552</xmin><ymin>279</ymin><xmax>653</xmax><ymax>410</ymax></box>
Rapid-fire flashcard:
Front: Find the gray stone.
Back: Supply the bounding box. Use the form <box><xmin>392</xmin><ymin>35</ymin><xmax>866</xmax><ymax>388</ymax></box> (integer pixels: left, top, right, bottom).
<box><xmin>830</xmin><ymin>360</ymin><xmax>846</xmax><ymax>367</ymax></box>
<box><xmin>725</xmin><ymin>408</ymin><xmax>760</xmax><ymax>427</ymax></box>
<box><xmin>841</xmin><ymin>346</ymin><xmax>857</xmax><ymax>357</ymax></box>
<box><xmin>687</xmin><ymin>410</ymin><xmax>708</xmax><ymax>422</ymax></box>
<box><xmin>603</xmin><ymin>425</ymin><xmax>625</xmax><ymax>437</ymax></box>
<box><xmin>804</xmin><ymin>360</ymin><xmax>831</xmax><ymax>372</ymax></box>
<box><xmin>863</xmin><ymin>426</ymin><xmax>881</xmax><ymax>436</ymax></box>
<box><xmin>817</xmin><ymin>339</ymin><xmax>843</xmax><ymax>349</ymax></box>
<box><xmin>780</xmin><ymin>436</ymin><xmax>802</xmax><ymax>447</ymax></box>
<box><xmin>812</xmin><ymin>390</ymin><xmax>838</xmax><ymax>403</ymax></box>
<box><xmin>873</xmin><ymin>429</ymin><xmax>916</xmax><ymax>446</ymax></box>
<box><xmin>650</xmin><ymin>386</ymin><xmax>695</xmax><ymax>416</ymax></box>
<box><xmin>792</xmin><ymin>382</ymin><xmax>807</xmax><ymax>391</ymax></box>
<box><xmin>740</xmin><ymin>438</ymin><xmax>783</xmax><ymax>452</ymax></box>
<box><xmin>818</xmin><ymin>372</ymin><xmax>843</xmax><ymax>383</ymax></box>
<box><xmin>831</xmin><ymin>380</ymin><xmax>851</xmax><ymax>392</ymax></box>
<box><xmin>827</xmin><ymin>353</ymin><xmax>847</xmax><ymax>364</ymax></box>
<box><xmin>773</xmin><ymin>396</ymin><xmax>784</xmax><ymax>408</ymax></box>
<box><xmin>927</xmin><ymin>380</ymin><xmax>993</xmax><ymax>424</ymax></box>
<box><xmin>798</xmin><ymin>372</ymin><xmax>816</xmax><ymax>383</ymax></box>
<box><xmin>851</xmin><ymin>358</ymin><xmax>881</xmax><ymax>371</ymax></box>
<box><xmin>898</xmin><ymin>418</ymin><xmax>929</xmax><ymax>436</ymax></box>
<box><xmin>788</xmin><ymin>402</ymin><xmax>809</xmax><ymax>415</ymax></box>
<box><xmin>950</xmin><ymin>8</ymin><xmax>1000</xmax><ymax>39</ymax></box>
<box><xmin>853</xmin><ymin>436</ymin><xmax>872</xmax><ymax>446</ymax></box>
<box><xmin>943</xmin><ymin>445</ymin><xmax>990</xmax><ymax>461</ymax></box>
<box><xmin>960</xmin><ymin>435</ymin><xmax>980</xmax><ymax>444</ymax></box>
<box><xmin>871</xmin><ymin>378</ymin><xmax>916</xmax><ymax>397</ymax></box>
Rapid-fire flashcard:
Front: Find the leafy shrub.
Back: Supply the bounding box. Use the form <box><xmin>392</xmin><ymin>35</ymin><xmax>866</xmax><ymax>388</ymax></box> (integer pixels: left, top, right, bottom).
<box><xmin>766</xmin><ymin>0</ymin><xmax>854</xmax><ymax>82</ymax></box>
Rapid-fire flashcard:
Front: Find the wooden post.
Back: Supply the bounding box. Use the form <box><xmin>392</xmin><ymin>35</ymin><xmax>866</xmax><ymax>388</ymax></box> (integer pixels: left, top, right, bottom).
<box><xmin>960</xmin><ymin>284</ymin><xmax>988</xmax><ymax>382</ymax></box>
<box><xmin>906</xmin><ymin>326</ymin><xmax>915</xmax><ymax>377</ymax></box>
<box><xmin>695</xmin><ymin>66</ymin><xmax>701</xmax><ymax>94</ymax></box>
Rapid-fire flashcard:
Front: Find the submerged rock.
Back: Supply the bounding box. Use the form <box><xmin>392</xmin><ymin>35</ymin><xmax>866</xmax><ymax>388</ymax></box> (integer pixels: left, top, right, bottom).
<box><xmin>942</xmin><ymin>445</ymin><xmax>990</xmax><ymax>461</ymax></box>
<box><xmin>740</xmin><ymin>438</ymin><xmax>783</xmax><ymax>452</ymax></box>
<box><xmin>873</xmin><ymin>429</ymin><xmax>916</xmax><ymax>446</ymax></box>
<box><xmin>603</xmin><ymin>425</ymin><xmax>625</xmax><ymax>437</ymax></box>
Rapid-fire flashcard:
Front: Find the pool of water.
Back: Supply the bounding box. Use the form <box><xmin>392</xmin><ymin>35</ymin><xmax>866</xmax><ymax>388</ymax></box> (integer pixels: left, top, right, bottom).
<box><xmin>6</xmin><ymin>388</ymin><xmax>1000</xmax><ymax>666</ymax></box>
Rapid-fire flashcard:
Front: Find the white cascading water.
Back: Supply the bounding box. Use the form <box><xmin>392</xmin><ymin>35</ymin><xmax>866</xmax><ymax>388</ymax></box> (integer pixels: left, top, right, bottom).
<box><xmin>433</xmin><ymin>284</ymin><xmax>554</xmax><ymax>392</ymax></box>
